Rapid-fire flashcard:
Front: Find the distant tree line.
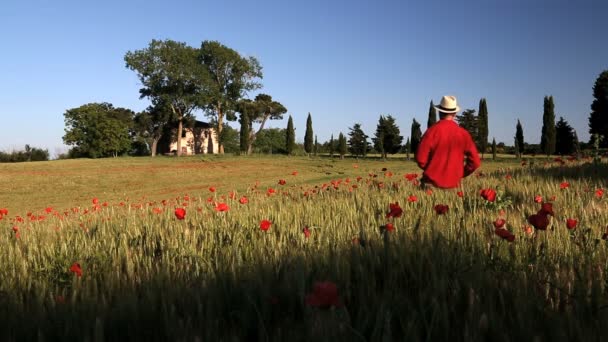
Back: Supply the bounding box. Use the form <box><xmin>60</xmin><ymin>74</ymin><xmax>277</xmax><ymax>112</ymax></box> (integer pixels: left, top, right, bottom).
<box><xmin>0</xmin><ymin>145</ymin><xmax>49</xmax><ymax>163</ymax></box>
<box><xmin>61</xmin><ymin>41</ymin><xmax>608</xmax><ymax>161</ymax></box>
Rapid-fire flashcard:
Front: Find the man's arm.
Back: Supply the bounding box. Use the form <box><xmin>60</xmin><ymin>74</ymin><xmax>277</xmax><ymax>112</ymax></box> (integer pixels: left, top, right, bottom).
<box><xmin>416</xmin><ymin>134</ymin><xmax>432</xmax><ymax>170</ymax></box>
<box><xmin>463</xmin><ymin>134</ymin><xmax>481</xmax><ymax>177</ymax></box>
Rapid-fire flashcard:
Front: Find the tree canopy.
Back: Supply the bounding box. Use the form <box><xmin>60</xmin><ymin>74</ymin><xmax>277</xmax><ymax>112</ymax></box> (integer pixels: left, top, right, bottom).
<box><xmin>63</xmin><ymin>103</ymin><xmax>134</xmax><ymax>158</ymax></box>
<box><xmin>304</xmin><ymin>113</ymin><xmax>314</xmax><ymax>155</ymax></box>
<box><xmin>125</xmin><ymin>39</ymin><xmax>206</xmax><ymax>156</ymax></box>
<box><xmin>589</xmin><ymin>70</ymin><xmax>608</xmax><ymax>147</ymax></box>
<box><xmin>477</xmin><ymin>98</ymin><xmax>489</xmax><ymax>156</ymax></box>
<box><xmin>348</xmin><ymin>123</ymin><xmax>369</xmax><ymax>157</ymax></box>
<box><xmin>199</xmin><ymin>40</ymin><xmax>263</xmax><ymax>153</ymax></box>
<box><xmin>373</xmin><ymin>115</ymin><xmax>403</xmax><ymax>158</ymax></box>
<box><xmin>555</xmin><ymin>117</ymin><xmax>578</xmax><ymax>155</ymax></box>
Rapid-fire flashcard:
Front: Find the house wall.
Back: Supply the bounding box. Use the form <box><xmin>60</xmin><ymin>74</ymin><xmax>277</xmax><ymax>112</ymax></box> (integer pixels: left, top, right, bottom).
<box><xmin>169</xmin><ymin>128</ymin><xmax>218</xmax><ymax>155</ymax></box>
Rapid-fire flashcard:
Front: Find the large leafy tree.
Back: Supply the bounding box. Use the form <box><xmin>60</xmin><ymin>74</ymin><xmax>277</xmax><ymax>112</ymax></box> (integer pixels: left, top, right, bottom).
<box><xmin>125</xmin><ymin>39</ymin><xmax>206</xmax><ymax>157</ymax></box>
<box><xmin>244</xmin><ymin>94</ymin><xmax>287</xmax><ymax>155</ymax></box>
<box><xmin>253</xmin><ymin>128</ymin><xmax>287</xmax><ymax>154</ymax></box>
<box><xmin>427</xmin><ymin>100</ymin><xmax>437</xmax><ymax>129</ymax></box>
<box><xmin>515</xmin><ymin>119</ymin><xmax>524</xmax><ymax>157</ymax></box>
<box><xmin>540</xmin><ymin>96</ymin><xmax>556</xmax><ymax>156</ymax></box>
<box><xmin>63</xmin><ymin>103</ymin><xmax>134</xmax><ymax>158</ymax></box>
<box><xmin>304</xmin><ymin>113</ymin><xmax>314</xmax><ymax>155</ymax></box>
<box><xmin>555</xmin><ymin>117</ymin><xmax>578</xmax><ymax>155</ymax></box>
<box><xmin>477</xmin><ymin>98</ymin><xmax>489</xmax><ymax>157</ymax></box>
<box><xmin>199</xmin><ymin>40</ymin><xmax>263</xmax><ymax>154</ymax></box>
<box><xmin>132</xmin><ymin>99</ymin><xmax>174</xmax><ymax>156</ymax></box>
<box><xmin>589</xmin><ymin>70</ymin><xmax>608</xmax><ymax>147</ymax></box>
<box><xmin>373</xmin><ymin>115</ymin><xmax>403</xmax><ymax>159</ymax></box>
<box><xmin>410</xmin><ymin>119</ymin><xmax>422</xmax><ymax>156</ymax></box>
<box><xmin>348</xmin><ymin>123</ymin><xmax>369</xmax><ymax>157</ymax></box>
<box><xmin>286</xmin><ymin>115</ymin><xmax>295</xmax><ymax>155</ymax></box>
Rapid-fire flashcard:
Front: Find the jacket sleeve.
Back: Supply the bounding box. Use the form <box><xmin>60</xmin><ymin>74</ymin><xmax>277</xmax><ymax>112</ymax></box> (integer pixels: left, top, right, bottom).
<box><xmin>463</xmin><ymin>132</ymin><xmax>481</xmax><ymax>177</ymax></box>
<box><xmin>416</xmin><ymin>133</ymin><xmax>431</xmax><ymax>170</ymax></box>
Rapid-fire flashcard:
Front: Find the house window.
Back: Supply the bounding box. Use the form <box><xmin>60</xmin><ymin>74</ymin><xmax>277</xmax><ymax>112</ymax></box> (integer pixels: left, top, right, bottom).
<box><xmin>181</xmin><ymin>129</ymin><xmax>187</xmax><ymax>138</ymax></box>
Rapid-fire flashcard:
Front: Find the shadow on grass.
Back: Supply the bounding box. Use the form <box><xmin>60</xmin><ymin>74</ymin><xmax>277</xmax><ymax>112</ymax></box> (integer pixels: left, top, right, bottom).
<box><xmin>2</xmin><ymin>219</ymin><xmax>608</xmax><ymax>342</ymax></box>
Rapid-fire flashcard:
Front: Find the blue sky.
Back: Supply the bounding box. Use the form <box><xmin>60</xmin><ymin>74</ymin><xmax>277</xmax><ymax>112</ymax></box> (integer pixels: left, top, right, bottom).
<box><xmin>1</xmin><ymin>0</ymin><xmax>607</xmax><ymax>156</ymax></box>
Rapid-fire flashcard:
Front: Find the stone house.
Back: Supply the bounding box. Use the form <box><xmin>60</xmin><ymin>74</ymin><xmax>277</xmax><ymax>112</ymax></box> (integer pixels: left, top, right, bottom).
<box><xmin>158</xmin><ymin>120</ymin><xmax>218</xmax><ymax>155</ymax></box>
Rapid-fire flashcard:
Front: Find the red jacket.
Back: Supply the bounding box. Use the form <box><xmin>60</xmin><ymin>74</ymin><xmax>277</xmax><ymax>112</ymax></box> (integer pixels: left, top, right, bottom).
<box><xmin>415</xmin><ymin>119</ymin><xmax>480</xmax><ymax>189</ymax></box>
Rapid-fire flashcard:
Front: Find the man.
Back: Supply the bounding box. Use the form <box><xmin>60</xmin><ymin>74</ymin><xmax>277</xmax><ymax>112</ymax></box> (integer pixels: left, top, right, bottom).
<box><xmin>416</xmin><ymin>95</ymin><xmax>480</xmax><ymax>189</ymax></box>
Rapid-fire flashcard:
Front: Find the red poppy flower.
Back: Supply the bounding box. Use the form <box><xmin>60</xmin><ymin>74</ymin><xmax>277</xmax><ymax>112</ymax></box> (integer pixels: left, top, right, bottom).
<box><xmin>539</xmin><ymin>202</ymin><xmax>554</xmax><ymax>216</ymax></box>
<box><xmin>493</xmin><ymin>218</ymin><xmax>506</xmax><ymax>229</ymax></box>
<box><xmin>209</xmin><ymin>186</ymin><xmax>216</xmax><ymax>193</ymax></box>
<box><xmin>239</xmin><ymin>196</ymin><xmax>248</xmax><ymax>204</ymax></box>
<box><xmin>385</xmin><ymin>171</ymin><xmax>393</xmax><ymax>177</ymax></box>
<box><xmin>152</xmin><ymin>208</ymin><xmax>163</xmax><ymax>214</ymax></box>
<box><xmin>174</xmin><ymin>208</ymin><xmax>186</xmax><ymax>220</ymax></box>
<box><xmin>278</xmin><ymin>179</ymin><xmax>286</xmax><ymax>185</ymax></box>
<box><xmin>566</xmin><ymin>218</ymin><xmax>578</xmax><ymax>230</ymax></box>
<box><xmin>596</xmin><ymin>188</ymin><xmax>604</xmax><ymax>198</ymax></box>
<box><xmin>457</xmin><ymin>191</ymin><xmax>464</xmax><ymax>198</ymax></box>
<box><xmin>385</xmin><ymin>223</ymin><xmax>395</xmax><ymax>232</ymax></box>
<box><xmin>303</xmin><ymin>226</ymin><xmax>311</xmax><ymax>238</ymax></box>
<box><xmin>69</xmin><ymin>262</ymin><xmax>82</xmax><ymax>277</ymax></box>
<box><xmin>480</xmin><ymin>188</ymin><xmax>497</xmax><ymax>202</ymax></box>
<box><xmin>267</xmin><ymin>188</ymin><xmax>276</xmax><ymax>196</ymax></box>
<box><xmin>386</xmin><ymin>202</ymin><xmax>403</xmax><ymax>218</ymax></box>
<box><xmin>426</xmin><ymin>189</ymin><xmax>433</xmax><ymax>196</ymax></box>
<box><xmin>92</xmin><ymin>198</ymin><xmax>99</xmax><ymax>205</ymax></box>
<box><xmin>305</xmin><ymin>281</ymin><xmax>342</xmax><ymax>308</ymax></box>
<box><xmin>528</xmin><ymin>213</ymin><xmax>549</xmax><ymax>230</ymax></box>
<box><xmin>45</xmin><ymin>207</ymin><xmax>53</xmax><ymax>214</ymax></box>
<box><xmin>407</xmin><ymin>195</ymin><xmax>418</xmax><ymax>203</ymax></box>
<box><xmin>494</xmin><ymin>228</ymin><xmax>515</xmax><ymax>242</ymax></box>
<box><xmin>434</xmin><ymin>204</ymin><xmax>449</xmax><ymax>215</ymax></box>
<box><xmin>560</xmin><ymin>182</ymin><xmax>570</xmax><ymax>189</ymax></box>
<box><xmin>0</xmin><ymin>208</ymin><xmax>8</xmax><ymax>215</ymax></box>
<box><xmin>534</xmin><ymin>195</ymin><xmax>543</xmax><ymax>203</ymax></box>
<box><xmin>404</xmin><ymin>173</ymin><xmax>418</xmax><ymax>181</ymax></box>
<box><xmin>523</xmin><ymin>225</ymin><xmax>533</xmax><ymax>235</ymax></box>
<box><xmin>291</xmin><ymin>171</ymin><xmax>298</xmax><ymax>176</ymax></box>
<box><xmin>214</xmin><ymin>202</ymin><xmax>229</xmax><ymax>212</ymax></box>
<box><xmin>260</xmin><ymin>219</ymin><xmax>272</xmax><ymax>231</ymax></box>
<box><xmin>505</xmin><ymin>174</ymin><xmax>512</xmax><ymax>180</ymax></box>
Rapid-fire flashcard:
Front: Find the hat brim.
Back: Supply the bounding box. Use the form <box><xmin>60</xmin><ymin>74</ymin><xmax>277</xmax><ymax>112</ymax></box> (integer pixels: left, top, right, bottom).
<box><xmin>434</xmin><ymin>105</ymin><xmax>460</xmax><ymax>114</ymax></box>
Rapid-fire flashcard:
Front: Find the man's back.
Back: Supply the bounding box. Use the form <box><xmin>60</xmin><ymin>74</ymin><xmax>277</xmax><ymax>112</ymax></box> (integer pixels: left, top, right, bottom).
<box><xmin>416</xmin><ymin>120</ymin><xmax>480</xmax><ymax>188</ymax></box>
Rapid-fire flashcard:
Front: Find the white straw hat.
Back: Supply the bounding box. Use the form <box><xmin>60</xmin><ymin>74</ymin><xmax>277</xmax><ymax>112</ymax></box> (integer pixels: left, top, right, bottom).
<box><xmin>434</xmin><ymin>95</ymin><xmax>460</xmax><ymax>114</ymax></box>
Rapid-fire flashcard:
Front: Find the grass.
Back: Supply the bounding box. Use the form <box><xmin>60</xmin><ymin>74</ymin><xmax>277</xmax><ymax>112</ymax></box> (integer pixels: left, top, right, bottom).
<box><xmin>1</xmin><ymin>155</ymin><xmax>607</xmax><ymax>341</ymax></box>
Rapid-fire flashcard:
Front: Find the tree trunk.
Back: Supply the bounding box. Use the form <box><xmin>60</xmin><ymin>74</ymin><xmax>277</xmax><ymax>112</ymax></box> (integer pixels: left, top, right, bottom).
<box><xmin>217</xmin><ymin>103</ymin><xmax>224</xmax><ymax>154</ymax></box>
<box><xmin>176</xmin><ymin>118</ymin><xmax>183</xmax><ymax>157</ymax></box>
<box><xmin>247</xmin><ymin>114</ymin><xmax>270</xmax><ymax>155</ymax></box>
<box><xmin>151</xmin><ymin>138</ymin><xmax>159</xmax><ymax>157</ymax></box>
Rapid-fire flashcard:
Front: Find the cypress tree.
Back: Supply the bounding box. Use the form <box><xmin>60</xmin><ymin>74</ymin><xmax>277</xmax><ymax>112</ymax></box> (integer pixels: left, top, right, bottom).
<box><xmin>239</xmin><ymin>112</ymin><xmax>250</xmax><ymax>154</ymax></box>
<box><xmin>404</xmin><ymin>137</ymin><xmax>411</xmax><ymax>160</ymax></box>
<box><xmin>304</xmin><ymin>112</ymin><xmax>313</xmax><ymax>155</ymax></box>
<box><xmin>329</xmin><ymin>134</ymin><xmax>334</xmax><ymax>158</ymax></box>
<box><xmin>477</xmin><ymin>98</ymin><xmax>489</xmax><ymax>157</ymax></box>
<box><xmin>515</xmin><ymin>119</ymin><xmax>524</xmax><ymax>156</ymax></box>
<box><xmin>427</xmin><ymin>100</ymin><xmax>437</xmax><ymax>129</ymax></box>
<box><xmin>514</xmin><ymin>137</ymin><xmax>520</xmax><ymax>158</ymax></box>
<box><xmin>286</xmin><ymin>115</ymin><xmax>295</xmax><ymax>155</ymax></box>
<box><xmin>338</xmin><ymin>133</ymin><xmax>347</xmax><ymax>159</ymax></box>
<box><xmin>314</xmin><ymin>135</ymin><xmax>318</xmax><ymax>156</ymax></box>
<box><xmin>588</xmin><ymin>70</ymin><xmax>608</xmax><ymax>147</ymax></box>
<box><xmin>491</xmin><ymin>138</ymin><xmax>497</xmax><ymax>160</ymax></box>
<box><xmin>540</xmin><ymin>96</ymin><xmax>556</xmax><ymax>156</ymax></box>
<box><xmin>410</xmin><ymin>119</ymin><xmax>422</xmax><ymax>156</ymax></box>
